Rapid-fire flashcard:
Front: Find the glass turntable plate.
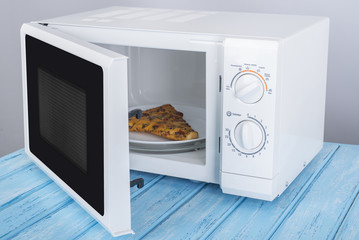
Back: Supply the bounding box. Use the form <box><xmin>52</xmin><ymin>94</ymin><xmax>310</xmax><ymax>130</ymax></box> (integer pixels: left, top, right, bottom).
<box><xmin>129</xmin><ymin>105</ymin><xmax>206</xmax><ymax>153</ymax></box>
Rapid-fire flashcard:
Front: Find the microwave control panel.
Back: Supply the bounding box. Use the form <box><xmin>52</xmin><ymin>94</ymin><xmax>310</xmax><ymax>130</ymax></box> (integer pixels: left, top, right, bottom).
<box><xmin>221</xmin><ymin>38</ymin><xmax>278</xmax><ymax>180</ymax></box>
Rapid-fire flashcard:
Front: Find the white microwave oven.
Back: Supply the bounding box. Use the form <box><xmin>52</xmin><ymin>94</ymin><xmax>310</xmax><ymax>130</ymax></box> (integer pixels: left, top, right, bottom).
<box><xmin>21</xmin><ymin>6</ymin><xmax>329</xmax><ymax>237</ymax></box>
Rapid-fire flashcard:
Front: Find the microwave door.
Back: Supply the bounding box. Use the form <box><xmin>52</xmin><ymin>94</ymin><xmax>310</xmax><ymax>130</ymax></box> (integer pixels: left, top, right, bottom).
<box><xmin>21</xmin><ymin>23</ymin><xmax>132</xmax><ymax>236</ymax></box>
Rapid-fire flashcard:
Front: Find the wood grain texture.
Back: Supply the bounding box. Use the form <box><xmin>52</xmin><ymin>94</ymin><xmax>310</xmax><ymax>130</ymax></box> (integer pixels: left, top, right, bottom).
<box><xmin>144</xmin><ymin>184</ymin><xmax>240</xmax><ymax>239</ymax></box>
<box><xmin>10</xmin><ymin>201</ymin><xmax>93</xmax><ymax>240</ymax></box>
<box><xmin>334</xmin><ymin>188</ymin><xmax>359</xmax><ymax>240</ymax></box>
<box><xmin>1</xmin><ymin>183</ymin><xmax>71</xmax><ymax>239</ymax></box>
<box><xmin>206</xmin><ymin>143</ymin><xmax>339</xmax><ymax>240</ymax></box>
<box><xmin>2</xmin><ymin>143</ymin><xmax>359</xmax><ymax>240</ymax></box>
<box><xmin>0</xmin><ymin>149</ymin><xmax>25</xmax><ymax>165</ymax></box>
<box><xmin>0</xmin><ymin>163</ymin><xmax>51</xmax><ymax>207</ymax></box>
<box><xmin>79</xmin><ymin>177</ymin><xmax>206</xmax><ymax>240</ymax></box>
<box><xmin>0</xmin><ymin>149</ymin><xmax>30</xmax><ymax>180</ymax></box>
<box><xmin>270</xmin><ymin>144</ymin><xmax>359</xmax><ymax>240</ymax></box>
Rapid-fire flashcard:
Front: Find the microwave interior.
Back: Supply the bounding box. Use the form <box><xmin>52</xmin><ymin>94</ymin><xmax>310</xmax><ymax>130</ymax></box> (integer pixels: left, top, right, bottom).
<box><xmin>97</xmin><ymin>43</ymin><xmax>208</xmax><ymax>167</ymax></box>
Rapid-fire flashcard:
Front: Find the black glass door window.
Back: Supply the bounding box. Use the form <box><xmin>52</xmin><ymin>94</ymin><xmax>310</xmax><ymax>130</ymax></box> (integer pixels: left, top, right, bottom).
<box><xmin>26</xmin><ymin>35</ymin><xmax>104</xmax><ymax>215</ymax></box>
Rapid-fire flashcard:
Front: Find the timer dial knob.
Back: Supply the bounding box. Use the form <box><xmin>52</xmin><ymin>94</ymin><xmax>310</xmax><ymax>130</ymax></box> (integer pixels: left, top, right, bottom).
<box><xmin>234</xmin><ymin>74</ymin><xmax>264</xmax><ymax>104</ymax></box>
<box><xmin>234</xmin><ymin>120</ymin><xmax>264</xmax><ymax>151</ymax></box>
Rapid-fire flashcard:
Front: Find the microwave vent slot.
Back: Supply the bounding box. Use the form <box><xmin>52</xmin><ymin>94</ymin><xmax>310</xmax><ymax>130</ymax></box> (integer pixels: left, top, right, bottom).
<box><xmin>219</xmin><ymin>75</ymin><xmax>222</xmax><ymax>92</ymax></box>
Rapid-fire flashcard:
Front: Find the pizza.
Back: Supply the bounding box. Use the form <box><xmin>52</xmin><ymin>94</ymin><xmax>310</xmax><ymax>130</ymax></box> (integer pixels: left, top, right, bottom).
<box><xmin>129</xmin><ymin>104</ymin><xmax>199</xmax><ymax>141</ymax></box>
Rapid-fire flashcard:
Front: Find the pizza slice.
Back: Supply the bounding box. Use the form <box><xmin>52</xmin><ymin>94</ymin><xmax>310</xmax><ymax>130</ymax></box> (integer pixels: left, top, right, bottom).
<box><xmin>129</xmin><ymin>104</ymin><xmax>199</xmax><ymax>141</ymax></box>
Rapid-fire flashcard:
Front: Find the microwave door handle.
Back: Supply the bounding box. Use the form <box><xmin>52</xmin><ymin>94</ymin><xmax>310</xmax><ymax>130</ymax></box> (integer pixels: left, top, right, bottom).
<box><xmin>128</xmin><ymin>109</ymin><xmax>142</xmax><ymax>119</ymax></box>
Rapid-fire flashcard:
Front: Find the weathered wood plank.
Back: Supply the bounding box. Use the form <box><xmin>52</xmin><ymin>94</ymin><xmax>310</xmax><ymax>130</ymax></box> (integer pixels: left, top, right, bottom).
<box><xmin>334</xmin><ymin>189</ymin><xmax>359</xmax><ymax>240</ymax></box>
<box><xmin>0</xmin><ymin>151</ymin><xmax>162</xmax><ymax>240</ymax></box>
<box><xmin>130</xmin><ymin>180</ymin><xmax>205</xmax><ymax>240</ymax></box>
<box><xmin>0</xmin><ymin>163</ymin><xmax>50</xmax><ymax>207</ymax></box>
<box><xmin>0</xmin><ymin>149</ymin><xmax>25</xmax><ymax>164</ymax></box>
<box><xmin>270</xmin><ymin>144</ymin><xmax>359</xmax><ymax>240</ymax></box>
<box><xmin>10</xmin><ymin>201</ymin><xmax>96</xmax><ymax>240</ymax></box>
<box><xmin>130</xmin><ymin>170</ymin><xmax>163</xmax><ymax>197</ymax></box>
<box><xmin>143</xmin><ymin>183</ymin><xmax>240</xmax><ymax>240</ymax></box>
<box><xmin>2</xmin><ymin>143</ymin><xmax>355</xmax><ymax>240</ymax></box>
<box><xmin>206</xmin><ymin>142</ymin><xmax>339</xmax><ymax>239</ymax></box>
<box><xmin>0</xmin><ymin>182</ymin><xmax>71</xmax><ymax>239</ymax></box>
<box><xmin>0</xmin><ymin>149</ymin><xmax>31</xmax><ymax>179</ymax></box>
<box><xmin>78</xmin><ymin>176</ymin><xmax>205</xmax><ymax>240</ymax></box>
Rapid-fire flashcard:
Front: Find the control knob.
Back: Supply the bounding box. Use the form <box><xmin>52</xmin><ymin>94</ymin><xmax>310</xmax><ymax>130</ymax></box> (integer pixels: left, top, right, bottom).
<box><xmin>234</xmin><ymin>120</ymin><xmax>264</xmax><ymax>152</ymax></box>
<box><xmin>234</xmin><ymin>74</ymin><xmax>264</xmax><ymax>104</ymax></box>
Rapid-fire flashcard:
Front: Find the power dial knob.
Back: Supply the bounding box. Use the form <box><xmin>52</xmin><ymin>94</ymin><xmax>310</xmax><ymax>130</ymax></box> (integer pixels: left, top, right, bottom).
<box><xmin>234</xmin><ymin>120</ymin><xmax>264</xmax><ymax>152</ymax></box>
<box><xmin>234</xmin><ymin>74</ymin><xmax>264</xmax><ymax>104</ymax></box>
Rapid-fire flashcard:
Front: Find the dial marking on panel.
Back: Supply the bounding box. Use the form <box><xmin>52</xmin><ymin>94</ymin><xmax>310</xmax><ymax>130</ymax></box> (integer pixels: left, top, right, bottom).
<box><xmin>229</xmin><ymin>68</ymin><xmax>271</xmax><ymax>104</ymax></box>
<box><xmin>224</xmin><ymin>114</ymin><xmax>268</xmax><ymax>157</ymax></box>
<box><xmin>243</xmin><ymin>70</ymin><xmax>268</xmax><ymax>90</ymax></box>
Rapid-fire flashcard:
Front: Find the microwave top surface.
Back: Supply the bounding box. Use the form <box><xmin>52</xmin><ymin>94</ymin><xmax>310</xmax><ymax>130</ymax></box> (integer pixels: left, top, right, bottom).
<box><xmin>36</xmin><ymin>6</ymin><xmax>328</xmax><ymax>40</ymax></box>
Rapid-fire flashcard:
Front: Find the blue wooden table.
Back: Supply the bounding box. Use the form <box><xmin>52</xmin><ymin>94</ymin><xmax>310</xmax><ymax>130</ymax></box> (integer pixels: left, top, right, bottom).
<box><xmin>1</xmin><ymin>143</ymin><xmax>359</xmax><ymax>239</ymax></box>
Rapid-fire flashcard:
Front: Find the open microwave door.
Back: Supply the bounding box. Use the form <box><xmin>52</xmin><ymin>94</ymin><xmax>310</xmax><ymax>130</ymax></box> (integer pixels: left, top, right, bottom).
<box><xmin>21</xmin><ymin>23</ymin><xmax>132</xmax><ymax>236</ymax></box>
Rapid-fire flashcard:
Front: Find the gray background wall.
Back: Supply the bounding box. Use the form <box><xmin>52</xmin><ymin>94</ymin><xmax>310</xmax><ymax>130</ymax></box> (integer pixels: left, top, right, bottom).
<box><xmin>0</xmin><ymin>0</ymin><xmax>358</xmax><ymax>157</ymax></box>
